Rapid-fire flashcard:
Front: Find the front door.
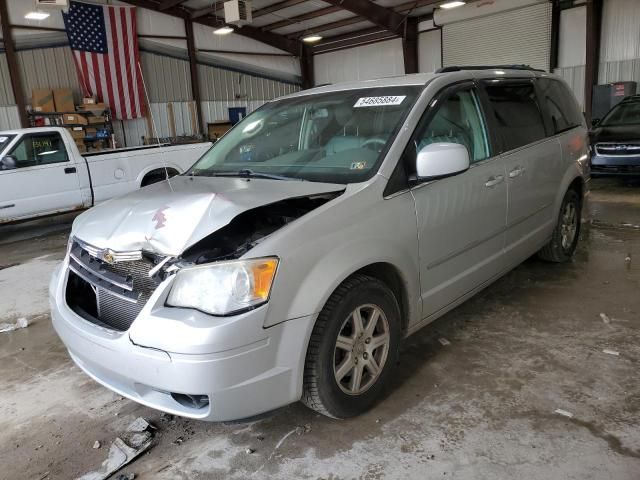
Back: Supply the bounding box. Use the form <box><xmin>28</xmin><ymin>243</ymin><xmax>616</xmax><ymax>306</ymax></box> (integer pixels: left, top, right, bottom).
<box><xmin>410</xmin><ymin>83</ymin><xmax>508</xmax><ymax>319</ymax></box>
<box><xmin>0</xmin><ymin>132</ymin><xmax>82</xmax><ymax>222</ymax></box>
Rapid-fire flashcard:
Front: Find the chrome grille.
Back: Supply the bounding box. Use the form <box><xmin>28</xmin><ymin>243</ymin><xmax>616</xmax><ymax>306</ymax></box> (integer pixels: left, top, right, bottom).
<box><xmin>65</xmin><ymin>240</ymin><xmax>161</xmax><ymax>332</ymax></box>
<box><xmin>595</xmin><ymin>143</ymin><xmax>640</xmax><ymax>156</ymax></box>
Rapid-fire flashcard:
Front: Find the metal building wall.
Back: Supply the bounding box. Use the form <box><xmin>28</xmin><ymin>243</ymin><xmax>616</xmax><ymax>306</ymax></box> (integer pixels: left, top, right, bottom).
<box><xmin>198</xmin><ymin>62</ymin><xmax>300</xmax><ymax>124</ymax></box>
<box><xmin>117</xmin><ymin>60</ymin><xmax>299</xmax><ymax>147</ymax></box>
<box><xmin>0</xmin><ymin>53</ymin><xmax>19</xmax><ymax>129</ymax></box>
<box><xmin>140</xmin><ymin>51</ymin><xmax>192</xmax><ymax>102</ymax></box>
<box><xmin>17</xmin><ymin>47</ymin><xmax>81</xmax><ymax>104</ymax></box>
<box><xmin>598</xmin><ymin>0</ymin><xmax>640</xmax><ymax>92</ymax></box>
<box><xmin>554</xmin><ymin>6</ymin><xmax>587</xmax><ymax>109</ymax></box>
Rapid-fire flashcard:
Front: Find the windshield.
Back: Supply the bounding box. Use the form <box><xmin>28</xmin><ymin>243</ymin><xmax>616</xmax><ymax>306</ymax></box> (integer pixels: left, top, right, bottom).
<box><xmin>189</xmin><ymin>86</ymin><xmax>422</xmax><ymax>183</ymax></box>
<box><xmin>600</xmin><ymin>101</ymin><xmax>640</xmax><ymax>126</ymax></box>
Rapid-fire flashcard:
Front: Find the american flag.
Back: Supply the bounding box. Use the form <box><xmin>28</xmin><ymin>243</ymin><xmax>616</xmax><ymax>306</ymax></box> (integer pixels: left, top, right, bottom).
<box><xmin>62</xmin><ymin>1</ymin><xmax>145</xmax><ymax>120</ymax></box>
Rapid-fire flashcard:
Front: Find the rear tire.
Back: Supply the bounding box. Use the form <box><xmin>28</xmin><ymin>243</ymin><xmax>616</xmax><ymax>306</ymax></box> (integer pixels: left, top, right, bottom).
<box><xmin>538</xmin><ymin>188</ymin><xmax>581</xmax><ymax>263</ymax></box>
<box><xmin>301</xmin><ymin>274</ymin><xmax>401</xmax><ymax>419</ymax></box>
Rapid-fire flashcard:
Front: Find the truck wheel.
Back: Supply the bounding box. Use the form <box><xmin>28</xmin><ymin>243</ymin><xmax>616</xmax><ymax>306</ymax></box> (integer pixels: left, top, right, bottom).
<box><xmin>538</xmin><ymin>188</ymin><xmax>581</xmax><ymax>263</ymax></box>
<box><xmin>302</xmin><ymin>274</ymin><xmax>401</xmax><ymax>419</ymax></box>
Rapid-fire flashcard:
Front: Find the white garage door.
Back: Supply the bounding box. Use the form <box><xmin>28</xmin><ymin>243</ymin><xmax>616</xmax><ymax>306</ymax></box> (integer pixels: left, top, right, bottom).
<box><xmin>442</xmin><ymin>2</ymin><xmax>553</xmax><ymax>72</ymax></box>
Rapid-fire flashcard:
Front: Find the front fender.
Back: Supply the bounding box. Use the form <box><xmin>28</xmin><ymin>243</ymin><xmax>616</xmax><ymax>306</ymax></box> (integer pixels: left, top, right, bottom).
<box><xmin>248</xmin><ymin>181</ymin><xmax>422</xmax><ymax>329</ymax></box>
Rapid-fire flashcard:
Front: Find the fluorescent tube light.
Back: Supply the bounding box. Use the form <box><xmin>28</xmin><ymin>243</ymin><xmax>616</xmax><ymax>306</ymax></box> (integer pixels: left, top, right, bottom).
<box><xmin>214</xmin><ymin>26</ymin><xmax>234</xmax><ymax>35</ymax></box>
<box><xmin>440</xmin><ymin>1</ymin><xmax>466</xmax><ymax>9</ymax></box>
<box><xmin>25</xmin><ymin>11</ymin><xmax>51</xmax><ymax>20</ymax></box>
<box><xmin>302</xmin><ymin>35</ymin><xmax>322</xmax><ymax>43</ymax></box>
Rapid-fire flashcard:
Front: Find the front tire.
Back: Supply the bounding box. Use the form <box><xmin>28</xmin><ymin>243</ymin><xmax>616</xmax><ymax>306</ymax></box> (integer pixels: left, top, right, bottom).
<box><xmin>538</xmin><ymin>188</ymin><xmax>581</xmax><ymax>262</ymax></box>
<box><xmin>301</xmin><ymin>274</ymin><xmax>401</xmax><ymax>419</ymax></box>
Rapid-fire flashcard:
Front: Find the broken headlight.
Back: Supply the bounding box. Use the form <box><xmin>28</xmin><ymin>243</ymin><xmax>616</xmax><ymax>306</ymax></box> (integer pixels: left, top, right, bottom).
<box><xmin>166</xmin><ymin>257</ymin><xmax>278</xmax><ymax>315</ymax></box>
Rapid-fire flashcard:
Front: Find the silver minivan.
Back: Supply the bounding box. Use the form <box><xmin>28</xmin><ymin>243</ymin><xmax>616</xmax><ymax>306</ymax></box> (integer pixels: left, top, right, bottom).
<box><xmin>50</xmin><ymin>67</ymin><xmax>590</xmax><ymax>421</ymax></box>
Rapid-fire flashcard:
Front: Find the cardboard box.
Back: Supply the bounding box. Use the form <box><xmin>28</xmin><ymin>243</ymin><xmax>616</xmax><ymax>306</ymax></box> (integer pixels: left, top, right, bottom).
<box><xmin>32</xmin><ymin>89</ymin><xmax>55</xmax><ymax>113</ymax></box>
<box><xmin>67</xmin><ymin>127</ymin><xmax>85</xmax><ymax>139</ymax></box>
<box><xmin>77</xmin><ymin>144</ymin><xmax>87</xmax><ymax>153</ymax></box>
<box><xmin>85</xmin><ymin>127</ymin><xmax>98</xmax><ymax>137</ymax></box>
<box><xmin>83</xmin><ymin>96</ymin><xmax>96</xmax><ymax>105</ymax></box>
<box><xmin>207</xmin><ymin>121</ymin><xmax>232</xmax><ymax>141</ymax></box>
<box><xmin>87</xmin><ymin>115</ymin><xmax>105</xmax><ymax>124</ymax></box>
<box><xmin>53</xmin><ymin>88</ymin><xmax>75</xmax><ymax>112</ymax></box>
<box><xmin>63</xmin><ymin>113</ymin><xmax>88</xmax><ymax>125</ymax></box>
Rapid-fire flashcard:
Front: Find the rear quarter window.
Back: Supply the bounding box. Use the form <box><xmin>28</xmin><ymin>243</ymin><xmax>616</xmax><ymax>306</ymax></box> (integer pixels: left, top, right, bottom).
<box><xmin>537</xmin><ymin>78</ymin><xmax>584</xmax><ymax>134</ymax></box>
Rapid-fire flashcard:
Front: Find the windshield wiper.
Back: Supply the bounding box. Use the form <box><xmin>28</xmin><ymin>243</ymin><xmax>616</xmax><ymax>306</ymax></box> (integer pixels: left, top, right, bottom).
<box><xmin>193</xmin><ymin>168</ymin><xmax>303</xmax><ymax>181</ymax></box>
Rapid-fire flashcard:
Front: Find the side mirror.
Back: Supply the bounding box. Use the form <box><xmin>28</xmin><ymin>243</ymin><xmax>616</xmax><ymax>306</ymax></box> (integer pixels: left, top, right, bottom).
<box><xmin>415</xmin><ymin>143</ymin><xmax>470</xmax><ymax>181</ymax></box>
<box><xmin>0</xmin><ymin>155</ymin><xmax>17</xmax><ymax>170</ymax></box>
<box><xmin>591</xmin><ymin>118</ymin><xmax>600</xmax><ymax>127</ymax></box>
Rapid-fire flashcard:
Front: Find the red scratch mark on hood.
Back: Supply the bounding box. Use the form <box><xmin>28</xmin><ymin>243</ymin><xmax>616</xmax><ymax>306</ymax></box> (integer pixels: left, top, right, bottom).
<box><xmin>152</xmin><ymin>206</ymin><xmax>169</xmax><ymax>230</ymax></box>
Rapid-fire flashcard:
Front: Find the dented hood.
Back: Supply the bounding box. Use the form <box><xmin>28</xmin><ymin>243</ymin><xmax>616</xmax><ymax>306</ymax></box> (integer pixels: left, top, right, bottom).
<box><xmin>72</xmin><ymin>176</ymin><xmax>344</xmax><ymax>256</ymax></box>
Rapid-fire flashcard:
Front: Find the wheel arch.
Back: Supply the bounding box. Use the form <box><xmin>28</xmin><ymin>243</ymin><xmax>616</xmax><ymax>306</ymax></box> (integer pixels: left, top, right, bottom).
<box><xmin>351</xmin><ymin>262</ymin><xmax>411</xmax><ymax>335</ymax></box>
<box><xmin>139</xmin><ymin>166</ymin><xmax>180</xmax><ymax>187</ymax></box>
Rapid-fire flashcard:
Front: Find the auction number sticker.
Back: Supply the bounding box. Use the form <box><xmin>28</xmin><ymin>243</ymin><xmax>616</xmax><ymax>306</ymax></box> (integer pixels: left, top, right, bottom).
<box><xmin>354</xmin><ymin>96</ymin><xmax>406</xmax><ymax>108</ymax></box>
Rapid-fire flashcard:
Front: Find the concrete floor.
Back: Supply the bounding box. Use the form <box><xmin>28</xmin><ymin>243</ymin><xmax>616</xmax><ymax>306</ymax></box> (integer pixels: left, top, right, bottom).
<box><xmin>0</xmin><ymin>178</ymin><xmax>638</xmax><ymax>480</ymax></box>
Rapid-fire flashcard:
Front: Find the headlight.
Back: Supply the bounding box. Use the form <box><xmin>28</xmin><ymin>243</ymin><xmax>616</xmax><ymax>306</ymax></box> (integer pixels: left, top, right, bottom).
<box><xmin>166</xmin><ymin>257</ymin><xmax>278</xmax><ymax>315</ymax></box>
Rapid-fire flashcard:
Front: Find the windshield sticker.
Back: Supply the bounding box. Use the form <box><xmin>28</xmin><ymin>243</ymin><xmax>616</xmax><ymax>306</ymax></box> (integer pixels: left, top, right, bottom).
<box><xmin>354</xmin><ymin>96</ymin><xmax>406</xmax><ymax>108</ymax></box>
<box><xmin>350</xmin><ymin>161</ymin><xmax>367</xmax><ymax>170</ymax></box>
<box><xmin>0</xmin><ymin>137</ymin><xmax>8</xmax><ymax>143</ymax></box>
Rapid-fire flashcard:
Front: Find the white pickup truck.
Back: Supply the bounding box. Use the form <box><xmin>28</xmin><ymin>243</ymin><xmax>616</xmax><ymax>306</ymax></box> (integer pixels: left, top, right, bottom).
<box><xmin>0</xmin><ymin>127</ymin><xmax>211</xmax><ymax>224</ymax></box>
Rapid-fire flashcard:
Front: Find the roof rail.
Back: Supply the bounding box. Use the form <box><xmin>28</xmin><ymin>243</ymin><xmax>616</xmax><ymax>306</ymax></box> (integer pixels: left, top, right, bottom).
<box><xmin>436</xmin><ymin>65</ymin><xmax>545</xmax><ymax>73</ymax></box>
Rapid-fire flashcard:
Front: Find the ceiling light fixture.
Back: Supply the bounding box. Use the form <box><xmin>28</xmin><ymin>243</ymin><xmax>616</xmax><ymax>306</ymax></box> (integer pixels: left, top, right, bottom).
<box><xmin>25</xmin><ymin>11</ymin><xmax>50</xmax><ymax>20</ymax></box>
<box><xmin>213</xmin><ymin>26</ymin><xmax>234</xmax><ymax>35</ymax></box>
<box><xmin>440</xmin><ymin>1</ymin><xmax>466</xmax><ymax>9</ymax></box>
<box><xmin>302</xmin><ymin>35</ymin><xmax>322</xmax><ymax>43</ymax></box>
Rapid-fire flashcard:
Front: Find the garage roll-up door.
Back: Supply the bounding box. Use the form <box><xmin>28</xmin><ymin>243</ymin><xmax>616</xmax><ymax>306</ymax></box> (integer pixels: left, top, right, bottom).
<box><xmin>437</xmin><ymin>0</ymin><xmax>552</xmax><ymax>72</ymax></box>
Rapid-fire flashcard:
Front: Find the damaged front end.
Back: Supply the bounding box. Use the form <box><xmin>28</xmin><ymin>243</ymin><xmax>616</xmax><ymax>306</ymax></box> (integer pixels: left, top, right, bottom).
<box><xmin>64</xmin><ymin>190</ymin><xmax>342</xmax><ymax>331</ymax></box>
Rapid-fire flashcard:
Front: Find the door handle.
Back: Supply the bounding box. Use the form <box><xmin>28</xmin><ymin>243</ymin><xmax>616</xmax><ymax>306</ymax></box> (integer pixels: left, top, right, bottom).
<box><xmin>484</xmin><ymin>175</ymin><xmax>504</xmax><ymax>188</ymax></box>
<box><xmin>508</xmin><ymin>166</ymin><xmax>526</xmax><ymax>178</ymax></box>
<box><xmin>0</xmin><ymin>204</ymin><xmax>15</xmax><ymax>210</ymax></box>
<box><xmin>64</xmin><ymin>167</ymin><xmax>77</xmax><ymax>174</ymax></box>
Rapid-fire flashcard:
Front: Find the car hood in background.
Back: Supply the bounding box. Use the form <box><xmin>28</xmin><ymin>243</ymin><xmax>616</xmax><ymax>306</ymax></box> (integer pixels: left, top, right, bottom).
<box><xmin>71</xmin><ymin>176</ymin><xmax>345</xmax><ymax>256</ymax></box>
<box><xmin>590</xmin><ymin>124</ymin><xmax>640</xmax><ymax>144</ymax></box>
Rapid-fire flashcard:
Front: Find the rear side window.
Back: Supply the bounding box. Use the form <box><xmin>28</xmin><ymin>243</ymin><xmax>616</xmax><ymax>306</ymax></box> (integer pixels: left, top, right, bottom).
<box><xmin>537</xmin><ymin>78</ymin><xmax>583</xmax><ymax>134</ymax></box>
<box><xmin>484</xmin><ymin>82</ymin><xmax>546</xmax><ymax>152</ymax></box>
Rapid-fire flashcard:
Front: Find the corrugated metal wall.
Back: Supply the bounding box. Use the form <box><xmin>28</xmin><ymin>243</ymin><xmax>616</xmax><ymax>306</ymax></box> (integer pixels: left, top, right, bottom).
<box><xmin>140</xmin><ymin>51</ymin><xmax>192</xmax><ymax>102</ymax></box>
<box><xmin>17</xmin><ymin>47</ymin><xmax>81</xmax><ymax>104</ymax></box>
<box><xmin>0</xmin><ymin>54</ymin><xmax>15</xmax><ymax>106</ymax></box>
<box><xmin>117</xmin><ymin>61</ymin><xmax>300</xmax><ymax>147</ymax></box>
<box><xmin>598</xmin><ymin>0</ymin><xmax>640</xmax><ymax>93</ymax></box>
<box><xmin>198</xmin><ymin>63</ymin><xmax>298</xmax><ymax>102</ymax></box>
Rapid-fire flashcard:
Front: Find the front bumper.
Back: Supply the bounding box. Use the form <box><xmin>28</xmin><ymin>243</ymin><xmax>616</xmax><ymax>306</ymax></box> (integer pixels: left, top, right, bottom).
<box><xmin>49</xmin><ymin>261</ymin><xmax>315</xmax><ymax>421</ymax></box>
<box><xmin>591</xmin><ymin>152</ymin><xmax>640</xmax><ymax>176</ymax></box>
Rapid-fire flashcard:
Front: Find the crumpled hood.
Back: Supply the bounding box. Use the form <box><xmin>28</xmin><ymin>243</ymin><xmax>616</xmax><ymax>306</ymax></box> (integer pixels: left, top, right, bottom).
<box><xmin>72</xmin><ymin>176</ymin><xmax>345</xmax><ymax>256</ymax></box>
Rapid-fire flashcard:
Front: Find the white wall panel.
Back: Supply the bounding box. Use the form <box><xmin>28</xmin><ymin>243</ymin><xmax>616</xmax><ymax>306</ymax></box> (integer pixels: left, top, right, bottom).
<box><xmin>600</xmin><ymin>0</ymin><xmax>640</xmax><ymax>63</ymax></box>
<box><xmin>558</xmin><ymin>6</ymin><xmax>586</xmax><ymax>68</ymax></box>
<box><xmin>313</xmin><ymin>39</ymin><xmax>405</xmax><ymax>85</ymax></box>
<box><xmin>418</xmin><ymin>29</ymin><xmax>442</xmax><ymax>73</ymax></box>
<box><xmin>554</xmin><ymin>65</ymin><xmax>586</xmax><ymax>109</ymax></box>
<box><xmin>442</xmin><ymin>2</ymin><xmax>552</xmax><ymax>72</ymax></box>
<box><xmin>0</xmin><ymin>106</ymin><xmax>20</xmax><ymax>130</ymax></box>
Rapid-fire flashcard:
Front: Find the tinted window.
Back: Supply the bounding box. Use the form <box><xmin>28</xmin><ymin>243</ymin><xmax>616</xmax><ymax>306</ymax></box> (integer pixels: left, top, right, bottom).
<box><xmin>9</xmin><ymin>133</ymin><xmax>68</xmax><ymax>168</ymax></box>
<box><xmin>537</xmin><ymin>78</ymin><xmax>583</xmax><ymax>133</ymax></box>
<box><xmin>485</xmin><ymin>82</ymin><xmax>546</xmax><ymax>152</ymax></box>
<box><xmin>415</xmin><ymin>88</ymin><xmax>490</xmax><ymax>163</ymax></box>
